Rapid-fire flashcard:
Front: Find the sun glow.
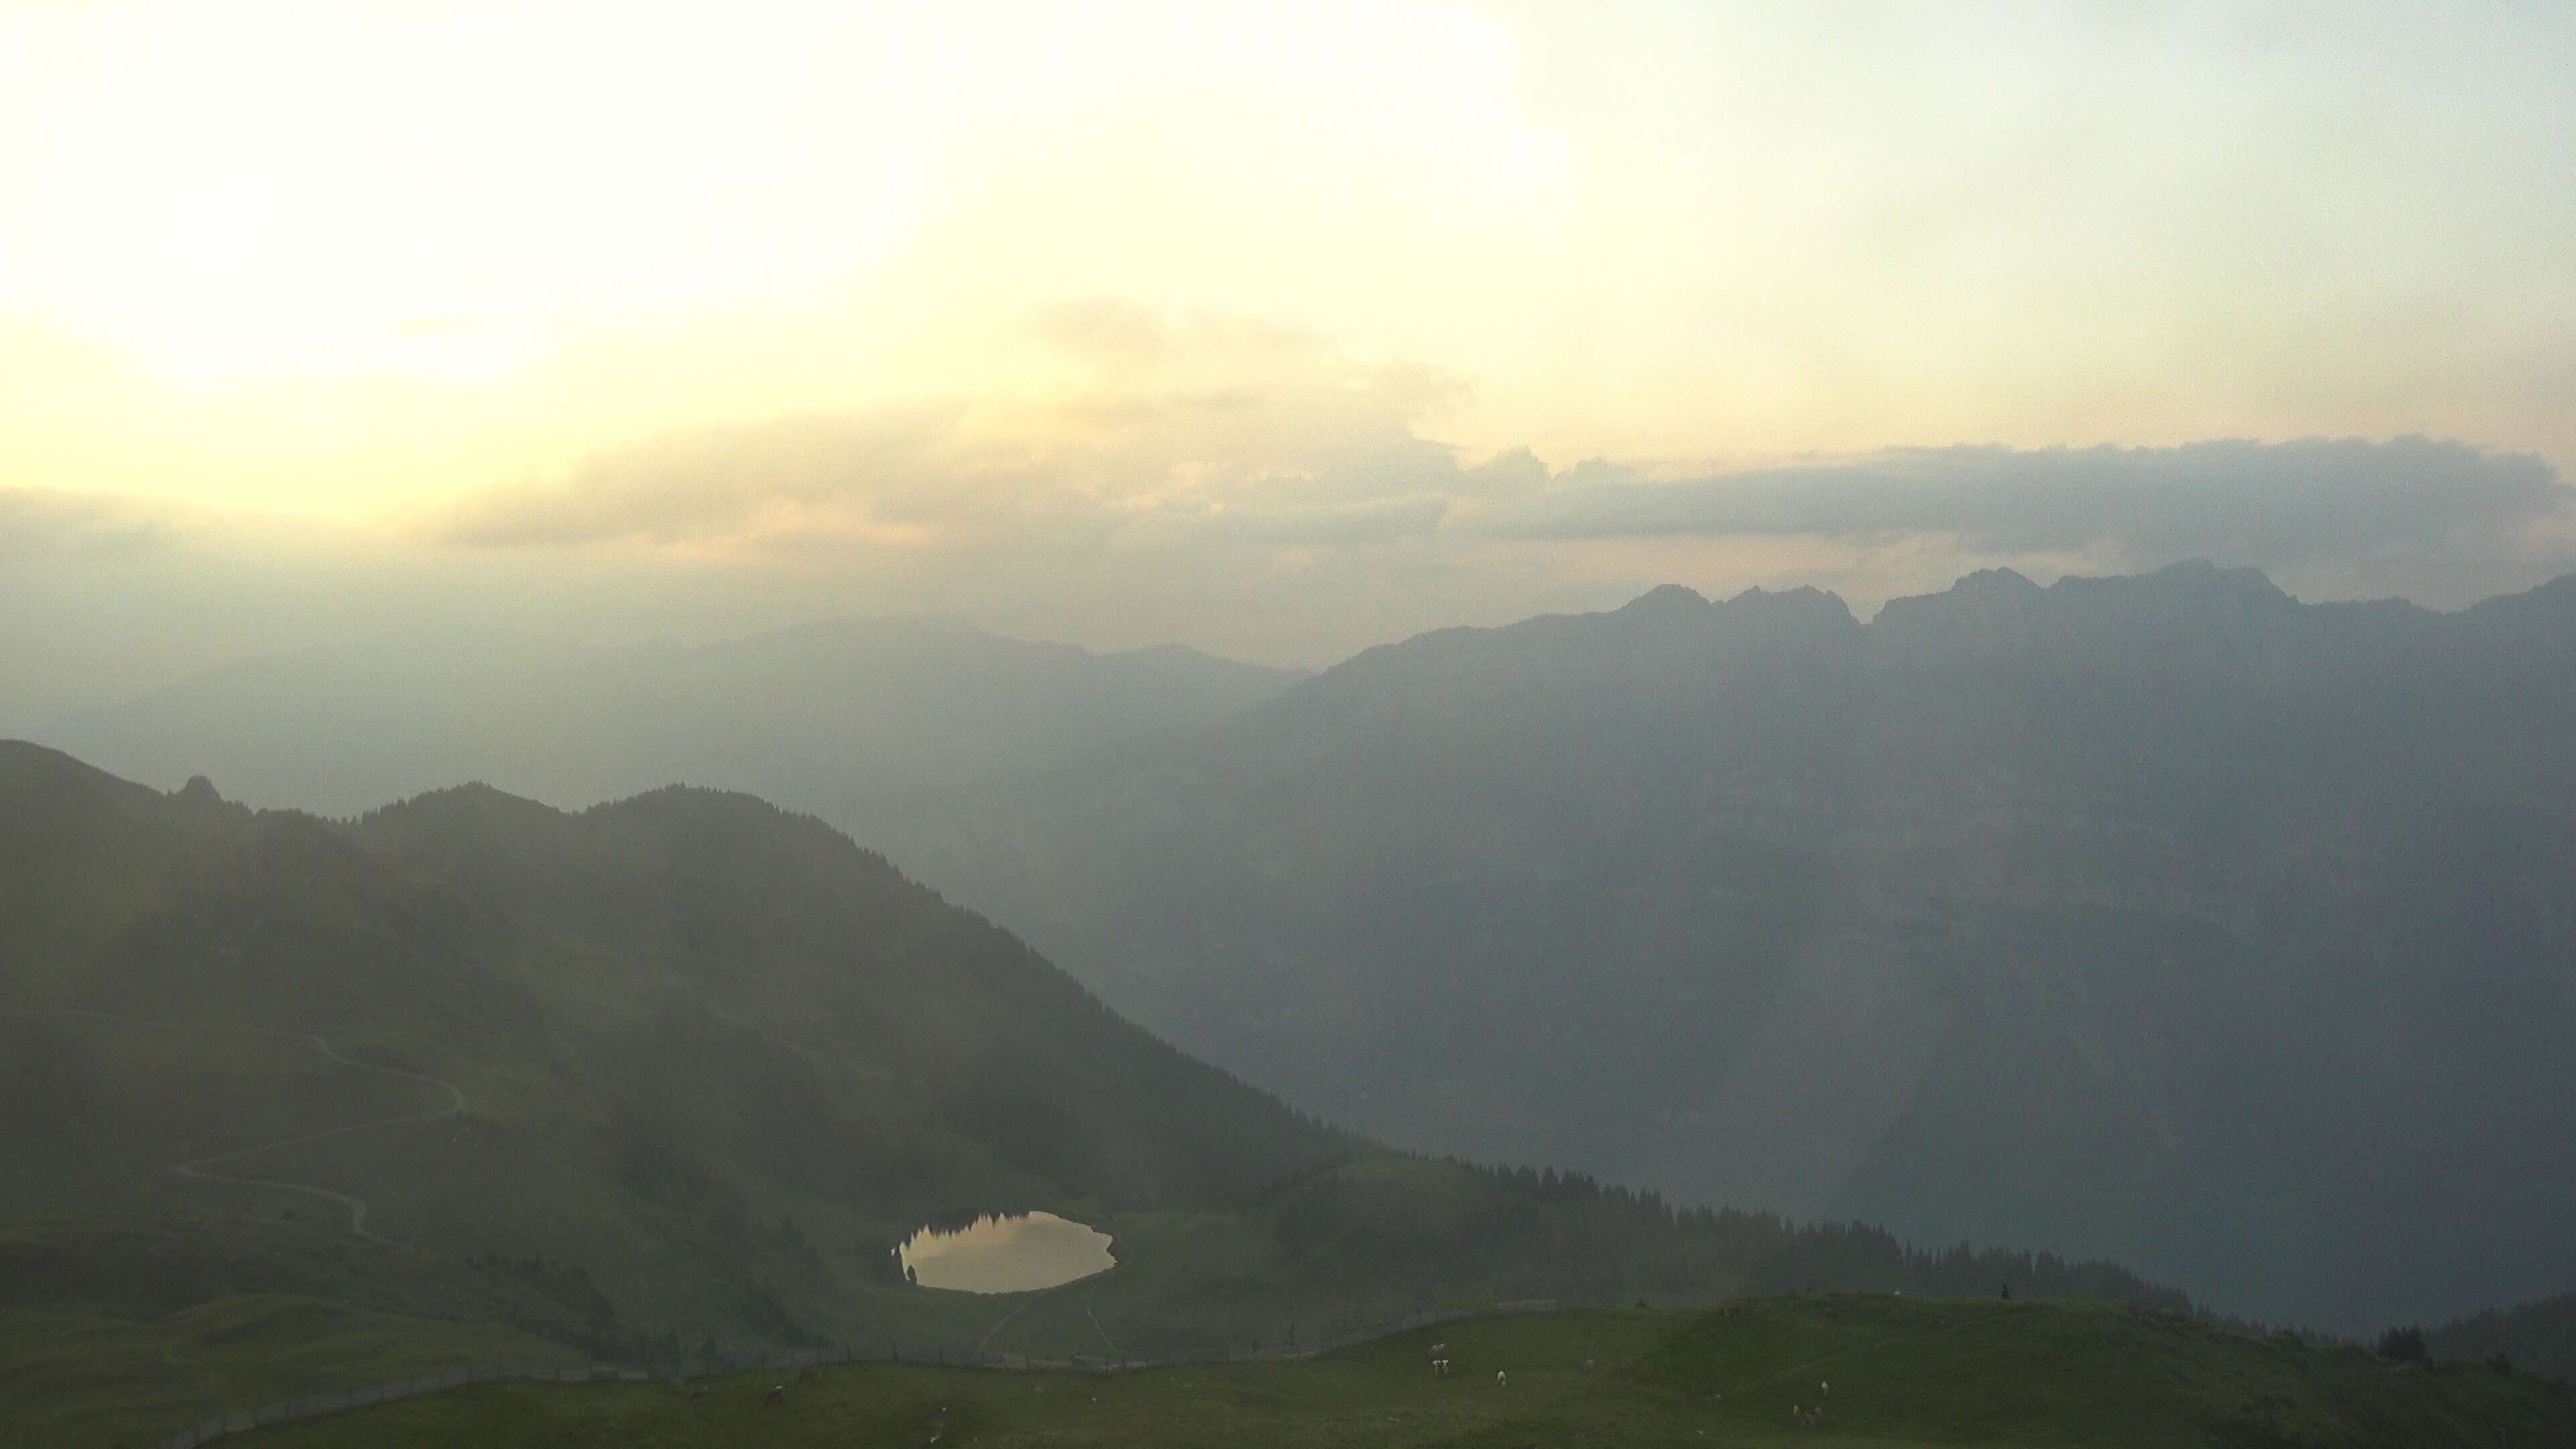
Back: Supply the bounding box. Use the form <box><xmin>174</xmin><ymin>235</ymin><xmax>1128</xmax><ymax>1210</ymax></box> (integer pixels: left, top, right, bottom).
<box><xmin>1</xmin><ymin>1</ymin><xmax>2569</xmax><ymax>531</ymax></box>
<box><xmin>1</xmin><ymin>1</ymin><xmax>943</xmax><ymax>384</ymax></box>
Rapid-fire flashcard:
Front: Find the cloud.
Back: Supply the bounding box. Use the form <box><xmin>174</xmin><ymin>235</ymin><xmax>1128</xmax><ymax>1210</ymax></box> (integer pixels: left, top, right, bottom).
<box><xmin>435</xmin><ymin>306</ymin><xmax>1467</xmax><ymax>554</ymax></box>
<box><xmin>1118</xmin><ymin>495</ymin><xmax>1450</xmax><ymax>549</ymax></box>
<box><xmin>38</xmin><ymin>301</ymin><xmax>2569</xmax><ymax>727</ymax></box>
<box><xmin>15</xmin><ymin>429</ymin><xmax>2576</xmax><ymax>735</ymax></box>
<box><xmin>429</xmin><ymin>286</ymin><xmax>2571</xmax><ymax>616</ymax></box>
<box><xmin>1484</xmin><ymin>438</ymin><xmax>2569</xmax><ymax>569</ymax></box>
<box><xmin>437</xmin><ymin>409</ymin><xmax>975</xmax><ymax>548</ymax></box>
<box><xmin>424</xmin><ymin>307</ymin><xmax>2576</xmax><ymax>652</ymax></box>
<box><xmin>0</xmin><ymin>487</ymin><xmax>186</xmax><ymax>561</ymax></box>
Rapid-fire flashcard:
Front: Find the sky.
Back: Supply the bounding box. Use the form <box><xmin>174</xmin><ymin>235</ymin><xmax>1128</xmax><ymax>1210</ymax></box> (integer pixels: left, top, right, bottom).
<box><xmin>4</xmin><ymin>0</ymin><xmax>2575</xmax><ymax>718</ymax></box>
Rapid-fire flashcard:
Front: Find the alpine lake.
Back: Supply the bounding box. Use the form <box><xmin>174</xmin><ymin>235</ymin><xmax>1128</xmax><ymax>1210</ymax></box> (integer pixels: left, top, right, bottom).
<box><xmin>896</xmin><ymin>1211</ymin><xmax>1116</xmax><ymax>1293</ymax></box>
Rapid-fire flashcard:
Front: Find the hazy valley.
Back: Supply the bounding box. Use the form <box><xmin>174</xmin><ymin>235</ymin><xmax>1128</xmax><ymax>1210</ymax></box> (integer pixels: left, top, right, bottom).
<box><xmin>25</xmin><ymin>564</ymin><xmax>2576</xmax><ymax>1348</ymax></box>
<box><xmin>879</xmin><ymin>563</ymin><xmax>2576</xmax><ymax>1332</ymax></box>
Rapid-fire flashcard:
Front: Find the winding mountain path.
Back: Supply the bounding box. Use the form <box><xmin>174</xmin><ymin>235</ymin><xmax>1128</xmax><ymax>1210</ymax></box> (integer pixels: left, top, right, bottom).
<box><xmin>1</xmin><ymin>1008</ymin><xmax>466</xmax><ymax>1250</ymax></box>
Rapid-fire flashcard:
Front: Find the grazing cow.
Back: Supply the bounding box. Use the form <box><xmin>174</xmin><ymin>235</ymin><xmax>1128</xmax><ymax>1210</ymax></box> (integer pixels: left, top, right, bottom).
<box><xmin>1432</xmin><ymin>1358</ymin><xmax>1449</xmax><ymax>1375</ymax></box>
<box><xmin>764</xmin><ymin>1384</ymin><xmax>787</xmax><ymax>1408</ymax></box>
<box><xmin>1430</xmin><ymin>1342</ymin><xmax>1448</xmax><ymax>1356</ymax></box>
<box><xmin>1495</xmin><ymin>1371</ymin><xmax>1509</xmax><ymax>1387</ymax></box>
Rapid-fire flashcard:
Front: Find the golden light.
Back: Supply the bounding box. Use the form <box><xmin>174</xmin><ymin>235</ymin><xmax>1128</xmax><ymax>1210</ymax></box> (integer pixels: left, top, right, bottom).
<box><xmin>1</xmin><ymin>1</ymin><xmax>943</xmax><ymax>384</ymax></box>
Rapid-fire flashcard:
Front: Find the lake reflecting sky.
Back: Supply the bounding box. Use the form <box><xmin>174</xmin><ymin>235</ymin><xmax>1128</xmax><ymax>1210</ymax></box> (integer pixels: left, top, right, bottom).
<box><xmin>899</xmin><ymin>1212</ymin><xmax>1115</xmax><ymax>1294</ymax></box>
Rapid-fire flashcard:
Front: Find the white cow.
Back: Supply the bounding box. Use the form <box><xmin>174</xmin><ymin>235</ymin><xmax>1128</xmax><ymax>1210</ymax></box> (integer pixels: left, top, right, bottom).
<box><xmin>1495</xmin><ymin>1371</ymin><xmax>1509</xmax><ymax>1387</ymax></box>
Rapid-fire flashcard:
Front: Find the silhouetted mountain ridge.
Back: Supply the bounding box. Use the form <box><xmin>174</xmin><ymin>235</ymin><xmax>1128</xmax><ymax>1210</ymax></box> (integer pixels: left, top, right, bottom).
<box><xmin>34</xmin><ymin>617</ymin><xmax>1307</xmax><ymax>820</ymax></box>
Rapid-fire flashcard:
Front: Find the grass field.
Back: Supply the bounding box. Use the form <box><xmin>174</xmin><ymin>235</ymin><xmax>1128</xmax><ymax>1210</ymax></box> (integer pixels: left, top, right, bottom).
<box><xmin>0</xmin><ymin>1297</ymin><xmax>578</xmax><ymax>1449</ymax></box>
<box><xmin>107</xmin><ymin>1295</ymin><xmax>2573</xmax><ymax>1449</ymax></box>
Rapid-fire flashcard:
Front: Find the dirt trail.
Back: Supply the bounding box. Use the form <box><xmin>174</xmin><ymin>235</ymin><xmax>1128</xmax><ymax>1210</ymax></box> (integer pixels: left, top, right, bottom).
<box><xmin>2</xmin><ymin>1008</ymin><xmax>466</xmax><ymax>1249</ymax></box>
<box><xmin>1083</xmin><ymin>1293</ymin><xmax>1121</xmax><ymax>1358</ymax></box>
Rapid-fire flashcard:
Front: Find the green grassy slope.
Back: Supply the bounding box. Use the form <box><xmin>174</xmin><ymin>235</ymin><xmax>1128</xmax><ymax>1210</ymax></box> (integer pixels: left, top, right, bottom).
<box><xmin>0</xmin><ymin>1297</ymin><xmax>574</xmax><ymax>1449</ymax></box>
<box><xmin>192</xmin><ymin>1298</ymin><xmax>2576</xmax><ymax>1449</ymax></box>
<box><xmin>0</xmin><ymin>1216</ymin><xmax>611</xmax><ymax>1447</ymax></box>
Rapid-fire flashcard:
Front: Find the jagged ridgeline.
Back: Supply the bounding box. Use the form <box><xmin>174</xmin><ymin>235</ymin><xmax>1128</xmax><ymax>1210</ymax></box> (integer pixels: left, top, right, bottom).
<box><xmin>0</xmin><ymin>741</ymin><xmax>2186</xmax><ymax>1378</ymax></box>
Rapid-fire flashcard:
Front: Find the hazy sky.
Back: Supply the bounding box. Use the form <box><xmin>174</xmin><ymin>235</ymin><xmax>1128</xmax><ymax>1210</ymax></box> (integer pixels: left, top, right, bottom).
<box><xmin>5</xmin><ymin>1</ymin><xmax>2574</xmax><ymax>714</ymax></box>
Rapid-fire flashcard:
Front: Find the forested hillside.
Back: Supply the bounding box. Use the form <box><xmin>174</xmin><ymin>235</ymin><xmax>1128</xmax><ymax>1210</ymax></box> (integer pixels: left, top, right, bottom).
<box><xmin>2431</xmin><ymin>1291</ymin><xmax>2576</xmax><ymax>1385</ymax></box>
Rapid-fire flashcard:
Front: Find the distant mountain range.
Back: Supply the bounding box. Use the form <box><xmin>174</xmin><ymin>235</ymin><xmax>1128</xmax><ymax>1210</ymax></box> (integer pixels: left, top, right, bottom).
<box><xmin>31</xmin><ymin>619</ymin><xmax>1305</xmax><ymax>818</ymax></box>
<box><xmin>867</xmin><ymin>563</ymin><xmax>2576</xmax><ymax>1332</ymax></box>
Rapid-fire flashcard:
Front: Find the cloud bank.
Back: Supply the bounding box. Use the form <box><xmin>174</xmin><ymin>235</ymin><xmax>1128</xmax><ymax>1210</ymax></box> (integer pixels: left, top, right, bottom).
<box><xmin>11</xmin><ymin>306</ymin><xmax>2572</xmax><ymax>724</ymax></box>
<box><xmin>1484</xmin><ymin>438</ymin><xmax>2568</xmax><ymax>566</ymax></box>
<box><xmin>426</xmin><ymin>303</ymin><xmax>2573</xmax><ymax>626</ymax></box>
<box><xmin>435</xmin><ymin>305</ymin><xmax>1465</xmax><ymax>558</ymax></box>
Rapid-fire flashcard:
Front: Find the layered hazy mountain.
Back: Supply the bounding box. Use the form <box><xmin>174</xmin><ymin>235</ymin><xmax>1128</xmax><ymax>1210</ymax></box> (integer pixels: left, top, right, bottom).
<box><xmin>869</xmin><ymin>563</ymin><xmax>2576</xmax><ymax>1333</ymax></box>
<box><xmin>0</xmin><ymin>741</ymin><xmax>1346</xmax><ymax>1344</ymax></box>
<box><xmin>32</xmin><ymin>619</ymin><xmax>1305</xmax><ymax>820</ymax></box>
<box><xmin>25</xmin><ymin>566</ymin><xmax>2576</xmax><ymax>1334</ymax></box>
<box><xmin>0</xmin><ymin>743</ymin><xmax>2183</xmax><ymax>1378</ymax></box>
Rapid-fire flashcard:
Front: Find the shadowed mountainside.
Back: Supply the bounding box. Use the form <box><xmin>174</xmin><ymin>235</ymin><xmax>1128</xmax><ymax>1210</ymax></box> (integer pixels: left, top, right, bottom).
<box><xmin>0</xmin><ymin>739</ymin><xmax>1346</xmax><ymax>1354</ymax></box>
<box><xmin>869</xmin><ymin>564</ymin><xmax>2576</xmax><ymax>1332</ymax></box>
<box><xmin>1</xmin><ymin>741</ymin><xmax>2188</xmax><ymax>1403</ymax></box>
